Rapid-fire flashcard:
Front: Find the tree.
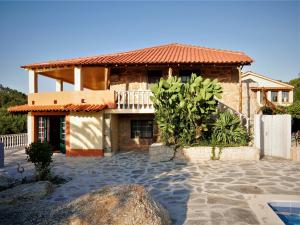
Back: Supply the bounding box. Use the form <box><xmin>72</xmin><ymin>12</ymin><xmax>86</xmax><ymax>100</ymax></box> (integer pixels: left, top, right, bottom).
<box><xmin>289</xmin><ymin>76</ymin><xmax>300</xmax><ymax>102</ymax></box>
<box><xmin>0</xmin><ymin>84</ymin><xmax>27</xmax><ymax>135</ymax></box>
<box><xmin>150</xmin><ymin>74</ymin><xmax>222</xmax><ymax>148</ymax></box>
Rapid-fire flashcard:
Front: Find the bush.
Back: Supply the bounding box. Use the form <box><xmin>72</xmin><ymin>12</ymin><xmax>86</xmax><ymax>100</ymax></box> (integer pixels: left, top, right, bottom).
<box><xmin>261</xmin><ymin>106</ymin><xmax>274</xmax><ymax>115</ymax></box>
<box><xmin>25</xmin><ymin>142</ymin><xmax>53</xmax><ymax>180</ymax></box>
<box><xmin>286</xmin><ymin>101</ymin><xmax>300</xmax><ymax>119</ymax></box>
<box><xmin>151</xmin><ymin>74</ymin><xmax>222</xmax><ymax>147</ymax></box>
<box><xmin>212</xmin><ymin>111</ymin><xmax>248</xmax><ymax>146</ymax></box>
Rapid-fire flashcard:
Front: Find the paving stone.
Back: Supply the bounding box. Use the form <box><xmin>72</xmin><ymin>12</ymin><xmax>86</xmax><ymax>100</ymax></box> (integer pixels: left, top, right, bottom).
<box><xmin>2</xmin><ymin>149</ymin><xmax>300</xmax><ymax>225</ymax></box>
<box><xmin>224</xmin><ymin>208</ymin><xmax>260</xmax><ymax>225</ymax></box>
<box><xmin>225</xmin><ymin>185</ymin><xmax>264</xmax><ymax>194</ymax></box>
<box><xmin>207</xmin><ymin>196</ymin><xmax>248</xmax><ymax>207</ymax></box>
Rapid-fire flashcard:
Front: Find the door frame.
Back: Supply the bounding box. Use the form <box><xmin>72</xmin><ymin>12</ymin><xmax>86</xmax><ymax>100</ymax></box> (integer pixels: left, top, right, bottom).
<box><xmin>32</xmin><ymin>112</ymin><xmax>70</xmax><ymax>154</ymax></box>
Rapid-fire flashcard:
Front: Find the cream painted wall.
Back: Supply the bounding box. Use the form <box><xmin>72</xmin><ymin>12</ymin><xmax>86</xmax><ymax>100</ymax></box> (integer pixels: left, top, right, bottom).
<box><xmin>69</xmin><ymin>112</ymin><xmax>103</xmax><ymax>149</ymax></box>
<box><xmin>27</xmin><ymin>112</ymin><xmax>33</xmax><ymax>144</ymax></box>
<box><xmin>242</xmin><ymin>74</ymin><xmax>288</xmax><ymax>88</ymax></box>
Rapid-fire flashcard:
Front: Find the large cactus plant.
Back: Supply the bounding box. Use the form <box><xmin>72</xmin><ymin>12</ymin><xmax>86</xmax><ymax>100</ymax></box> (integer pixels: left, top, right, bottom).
<box><xmin>151</xmin><ymin>73</ymin><xmax>222</xmax><ymax>147</ymax></box>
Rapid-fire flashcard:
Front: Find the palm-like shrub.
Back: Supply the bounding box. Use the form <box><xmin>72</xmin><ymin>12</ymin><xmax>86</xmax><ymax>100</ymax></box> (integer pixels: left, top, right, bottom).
<box><xmin>212</xmin><ymin>111</ymin><xmax>248</xmax><ymax>146</ymax></box>
<box><xmin>151</xmin><ymin>73</ymin><xmax>222</xmax><ymax>146</ymax></box>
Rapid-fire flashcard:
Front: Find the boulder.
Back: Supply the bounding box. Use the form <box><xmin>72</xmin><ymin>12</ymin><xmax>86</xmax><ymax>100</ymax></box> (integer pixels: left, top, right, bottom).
<box><xmin>54</xmin><ymin>184</ymin><xmax>171</xmax><ymax>225</ymax></box>
<box><xmin>0</xmin><ymin>181</ymin><xmax>53</xmax><ymax>204</ymax></box>
<box><xmin>0</xmin><ymin>174</ymin><xmax>15</xmax><ymax>191</ymax></box>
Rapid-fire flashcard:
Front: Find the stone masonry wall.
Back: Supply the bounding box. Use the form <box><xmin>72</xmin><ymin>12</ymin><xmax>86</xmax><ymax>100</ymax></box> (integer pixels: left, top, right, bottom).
<box><xmin>118</xmin><ymin>114</ymin><xmax>157</xmax><ymax>151</ymax></box>
<box><xmin>109</xmin><ymin>65</ymin><xmax>241</xmax><ymax>111</ymax></box>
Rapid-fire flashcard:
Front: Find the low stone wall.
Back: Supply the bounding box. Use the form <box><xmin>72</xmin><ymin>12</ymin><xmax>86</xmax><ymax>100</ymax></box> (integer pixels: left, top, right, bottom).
<box><xmin>182</xmin><ymin>146</ymin><xmax>260</xmax><ymax>162</ymax></box>
<box><xmin>149</xmin><ymin>143</ymin><xmax>260</xmax><ymax>162</ymax></box>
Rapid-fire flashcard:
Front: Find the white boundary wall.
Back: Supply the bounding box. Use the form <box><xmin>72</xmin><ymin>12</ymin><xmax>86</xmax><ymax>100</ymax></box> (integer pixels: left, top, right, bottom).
<box><xmin>254</xmin><ymin>114</ymin><xmax>291</xmax><ymax>159</ymax></box>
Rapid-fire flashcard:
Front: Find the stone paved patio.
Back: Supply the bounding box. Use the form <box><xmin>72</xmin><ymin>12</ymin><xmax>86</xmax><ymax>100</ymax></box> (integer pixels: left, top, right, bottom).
<box><xmin>1</xmin><ymin>149</ymin><xmax>300</xmax><ymax>225</ymax></box>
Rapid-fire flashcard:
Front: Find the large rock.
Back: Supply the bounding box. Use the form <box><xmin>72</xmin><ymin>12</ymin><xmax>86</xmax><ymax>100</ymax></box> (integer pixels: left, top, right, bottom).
<box><xmin>54</xmin><ymin>184</ymin><xmax>171</xmax><ymax>225</ymax></box>
<box><xmin>149</xmin><ymin>143</ymin><xmax>184</xmax><ymax>162</ymax></box>
<box><xmin>0</xmin><ymin>174</ymin><xmax>15</xmax><ymax>191</ymax></box>
<box><xmin>0</xmin><ymin>181</ymin><xmax>53</xmax><ymax>204</ymax></box>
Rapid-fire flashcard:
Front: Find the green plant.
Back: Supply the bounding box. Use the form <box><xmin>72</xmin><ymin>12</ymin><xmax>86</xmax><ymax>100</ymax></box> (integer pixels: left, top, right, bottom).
<box><xmin>289</xmin><ymin>77</ymin><xmax>300</xmax><ymax>102</ymax></box>
<box><xmin>210</xmin><ymin>146</ymin><xmax>222</xmax><ymax>160</ymax></box>
<box><xmin>212</xmin><ymin>111</ymin><xmax>248</xmax><ymax>146</ymax></box>
<box><xmin>261</xmin><ymin>106</ymin><xmax>274</xmax><ymax>115</ymax></box>
<box><xmin>151</xmin><ymin>74</ymin><xmax>222</xmax><ymax>149</ymax></box>
<box><xmin>0</xmin><ymin>84</ymin><xmax>27</xmax><ymax>135</ymax></box>
<box><xmin>286</xmin><ymin>101</ymin><xmax>300</xmax><ymax>119</ymax></box>
<box><xmin>25</xmin><ymin>142</ymin><xmax>53</xmax><ymax>180</ymax></box>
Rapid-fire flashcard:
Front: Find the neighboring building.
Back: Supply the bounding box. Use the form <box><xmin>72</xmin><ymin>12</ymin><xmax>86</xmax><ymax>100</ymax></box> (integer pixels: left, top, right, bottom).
<box><xmin>242</xmin><ymin>71</ymin><xmax>294</xmax><ymax>104</ymax></box>
<box><xmin>8</xmin><ymin>43</ymin><xmax>253</xmax><ymax>156</ymax></box>
<box><xmin>241</xmin><ymin>71</ymin><xmax>294</xmax><ymax>117</ymax></box>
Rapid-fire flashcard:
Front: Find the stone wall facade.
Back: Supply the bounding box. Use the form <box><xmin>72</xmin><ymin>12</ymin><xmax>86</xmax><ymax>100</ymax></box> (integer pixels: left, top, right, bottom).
<box><xmin>242</xmin><ymin>80</ymin><xmax>260</xmax><ymax>118</ymax></box>
<box><xmin>109</xmin><ymin>65</ymin><xmax>241</xmax><ymax>111</ymax></box>
<box><xmin>118</xmin><ymin>114</ymin><xmax>157</xmax><ymax>151</ymax></box>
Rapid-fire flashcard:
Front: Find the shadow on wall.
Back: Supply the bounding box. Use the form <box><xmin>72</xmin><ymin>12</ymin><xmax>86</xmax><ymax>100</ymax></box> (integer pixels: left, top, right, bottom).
<box><xmin>70</xmin><ymin>115</ymin><xmax>103</xmax><ymax>150</ymax></box>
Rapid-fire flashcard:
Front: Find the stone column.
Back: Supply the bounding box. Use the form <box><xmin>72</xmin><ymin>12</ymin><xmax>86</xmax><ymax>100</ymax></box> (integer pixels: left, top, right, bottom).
<box><xmin>74</xmin><ymin>66</ymin><xmax>83</xmax><ymax>91</ymax></box>
<box><xmin>289</xmin><ymin>90</ymin><xmax>294</xmax><ymax>103</ymax></box>
<box><xmin>267</xmin><ymin>91</ymin><xmax>272</xmax><ymax>101</ymax></box>
<box><xmin>168</xmin><ymin>67</ymin><xmax>173</xmax><ymax>78</ymax></box>
<box><xmin>29</xmin><ymin>70</ymin><xmax>38</xmax><ymax>93</ymax></box>
<box><xmin>256</xmin><ymin>90</ymin><xmax>261</xmax><ymax>105</ymax></box>
<box><xmin>27</xmin><ymin>112</ymin><xmax>34</xmax><ymax>145</ymax></box>
<box><xmin>55</xmin><ymin>79</ymin><xmax>63</xmax><ymax>92</ymax></box>
<box><xmin>104</xmin><ymin>67</ymin><xmax>110</xmax><ymax>90</ymax></box>
<box><xmin>278</xmin><ymin>91</ymin><xmax>282</xmax><ymax>104</ymax></box>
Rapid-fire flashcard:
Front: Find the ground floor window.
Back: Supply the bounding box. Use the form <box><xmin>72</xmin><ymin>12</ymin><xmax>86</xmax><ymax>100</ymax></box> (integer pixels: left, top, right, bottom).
<box><xmin>131</xmin><ymin>120</ymin><xmax>153</xmax><ymax>139</ymax></box>
<box><xmin>282</xmin><ymin>91</ymin><xmax>289</xmax><ymax>103</ymax></box>
<box><xmin>271</xmin><ymin>91</ymin><xmax>278</xmax><ymax>102</ymax></box>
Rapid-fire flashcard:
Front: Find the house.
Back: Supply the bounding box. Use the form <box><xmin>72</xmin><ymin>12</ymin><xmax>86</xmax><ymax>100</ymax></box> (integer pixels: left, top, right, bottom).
<box><xmin>8</xmin><ymin>43</ymin><xmax>253</xmax><ymax>156</ymax></box>
<box><xmin>242</xmin><ymin>71</ymin><xmax>294</xmax><ymax>105</ymax></box>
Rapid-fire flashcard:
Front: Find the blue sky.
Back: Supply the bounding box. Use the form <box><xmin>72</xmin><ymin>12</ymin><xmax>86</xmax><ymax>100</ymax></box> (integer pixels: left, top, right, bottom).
<box><xmin>0</xmin><ymin>1</ymin><xmax>299</xmax><ymax>93</ymax></box>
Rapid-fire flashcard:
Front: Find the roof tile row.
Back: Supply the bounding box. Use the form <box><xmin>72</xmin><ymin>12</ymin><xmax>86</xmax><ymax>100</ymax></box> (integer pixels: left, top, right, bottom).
<box><xmin>8</xmin><ymin>104</ymin><xmax>116</xmax><ymax>113</ymax></box>
<box><xmin>22</xmin><ymin>43</ymin><xmax>253</xmax><ymax>69</ymax></box>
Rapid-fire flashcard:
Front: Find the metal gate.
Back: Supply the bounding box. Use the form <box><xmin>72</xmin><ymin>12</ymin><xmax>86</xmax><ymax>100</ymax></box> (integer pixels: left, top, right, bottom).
<box><xmin>254</xmin><ymin>114</ymin><xmax>291</xmax><ymax>159</ymax></box>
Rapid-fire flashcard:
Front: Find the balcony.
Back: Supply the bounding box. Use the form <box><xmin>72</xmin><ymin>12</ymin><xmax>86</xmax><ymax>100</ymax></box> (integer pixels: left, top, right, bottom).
<box><xmin>27</xmin><ymin>90</ymin><xmax>154</xmax><ymax>113</ymax></box>
<box><xmin>28</xmin><ymin>90</ymin><xmax>115</xmax><ymax>106</ymax></box>
<box><xmin>116</xmin><ymin>90</ymin><xmax>153</xmax><ymax>110</ymax></box>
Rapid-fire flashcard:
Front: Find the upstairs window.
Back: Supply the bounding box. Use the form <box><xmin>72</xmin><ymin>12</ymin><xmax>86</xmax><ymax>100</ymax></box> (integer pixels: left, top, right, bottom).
<box><xmin>148</xmin><ymin>70</ymin><xmax>162</xmax><ymax>88</ymax></box>
<box><xmin>282</xmin><ymin>91</ymin><xmax>289</xmax><ymax>103</ymax></box>
<box><xmin>179</xmin><ymin>70</ymin><xmax>201</xmax><ymax>83</ymax></box>
<box><xmin>271</xmin><ymin>91</ymin><xmax>278</xmax><ymax>102</ymax></box>
<box><xmin>131</xmin><ymin>120</ymin><xmax>153</xmax><ymax>139</ymax></box>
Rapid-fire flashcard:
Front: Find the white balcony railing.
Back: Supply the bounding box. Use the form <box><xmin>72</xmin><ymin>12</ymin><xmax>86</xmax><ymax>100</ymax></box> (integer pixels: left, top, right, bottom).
<box><xmin>0</xmin><ymin>133</ymin><xmax>28</xmax><ymax>150</ymax></box>
<box><xmin>116</xmin><ymin>90</ymin><xmax>153</xmax><ymax>110</ymax></box>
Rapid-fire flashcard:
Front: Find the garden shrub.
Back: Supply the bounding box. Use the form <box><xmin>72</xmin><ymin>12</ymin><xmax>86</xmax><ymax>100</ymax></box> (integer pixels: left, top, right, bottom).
<box><xmin>212</xmin><ymin>111</ymin><xmax>248</xmax><ymax>146</ymax></box>
<box><xmin>260</xmin><ymin>106</ymin><xmax>274</xmax><ymax>115</ymax></box>
<box><xmin>151</xmin><ymin>73</ymin><xmax>222</xmax><ymax>147</ymax></box>
<box><xmin>25</xmin><ymin>142</ymin><xmax>53</xmax><ymax>180</ymax></box>
<box><xmin>286</xmin><ymin>101</ymin><xmax>300</xmax><ymax>119</ymax></box>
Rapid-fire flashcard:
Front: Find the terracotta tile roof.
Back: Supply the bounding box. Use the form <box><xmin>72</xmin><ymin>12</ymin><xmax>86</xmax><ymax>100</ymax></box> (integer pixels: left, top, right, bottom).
<box><xmin>8</xmin><ymin>103</ymin><xmax>116</xmax><ymax>113</ymax></box>
<box><xmin>22</xmin><ymin>43</ymin><xmax>253</xmax><ymax>69</ymax></box>
<box><xmin>250</xmin><ymin>87</ymin><xmax>293</xmax><ymax>91</ymax></box>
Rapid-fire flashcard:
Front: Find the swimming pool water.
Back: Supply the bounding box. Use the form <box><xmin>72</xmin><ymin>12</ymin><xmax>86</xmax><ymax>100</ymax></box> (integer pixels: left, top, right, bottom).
<box><xmin>269</xmin><ymin>202</ymin><xmax>300</xmax><ymax>225</ymax></box>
